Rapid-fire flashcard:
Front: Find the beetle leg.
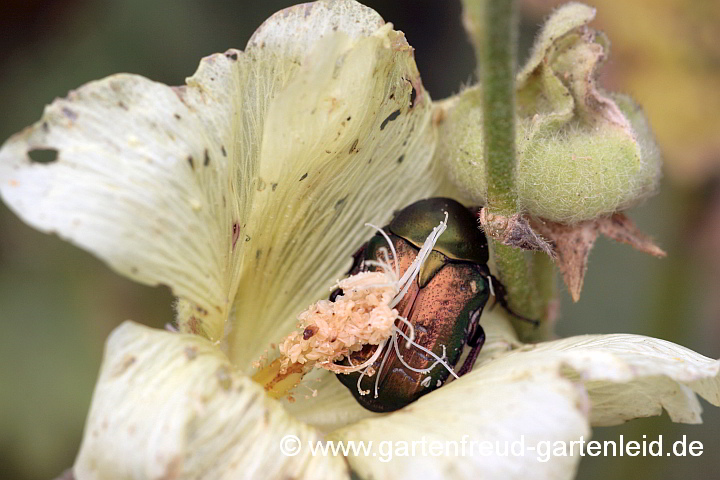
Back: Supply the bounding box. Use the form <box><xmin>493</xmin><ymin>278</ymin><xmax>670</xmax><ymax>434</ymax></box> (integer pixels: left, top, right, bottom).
<box><xmin>330</xmin><ymin>244</ymin><xmax>369</xmax><ymax>301</ymax></box>
<box><xmin>457</xmin><ymin>324</ymin><xmax>485</xmax><ymax>376</ymax></box>
<box><xmin>329</xmin><ymin>287</ymin><xmax>344</xmax><ymax>302</ymax></box>
<box><xmin>349</xmin><ymin>243</ymin><xmax>367</xmax><ymax>274</ymax></box>
<box><xmin>488</xmin><ymin>274</ymin><xmax>540</xmax><ymax>326</ymax></box>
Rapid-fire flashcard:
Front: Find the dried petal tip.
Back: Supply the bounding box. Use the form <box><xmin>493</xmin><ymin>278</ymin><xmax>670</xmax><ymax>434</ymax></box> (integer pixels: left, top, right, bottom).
<box><xmin>531</xmin><ymin>213</ymin><xmax>666</xmax><ymax>301</ymax></box>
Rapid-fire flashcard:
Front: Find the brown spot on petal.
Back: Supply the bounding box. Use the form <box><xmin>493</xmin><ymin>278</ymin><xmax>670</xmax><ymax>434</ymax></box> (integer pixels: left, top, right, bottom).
<box><xmin>256</xmin><ymin>177</ymin><xmax>266</xmax><ymax>191</ymax></box>
<box><xmin>349</xmin><ymin>138</ymin><xmax>359</xmax><ymax>153</ymax></box>
<box><xmin>184</xmin><ymin>346</ymin><xmax>198</xmax><ymax>360</ymax></box>
<box><xmin>111</xmin><ymin>355</ymin><xmax>137</xmax><ymax>377</ymax></box>
<box><xmin>380</xmin><ymin>110</ymin><xmax>401</xmax><ymax>130</ymax></box>
<box><xmin>186</xmin><ymin>316</ymin><xmax>201</xmax><ymax>334</ymax></box>
<box><xmin>232</xmin><ymin>223</ymin><xmax>240</xmax><ymax>250</ymax></box>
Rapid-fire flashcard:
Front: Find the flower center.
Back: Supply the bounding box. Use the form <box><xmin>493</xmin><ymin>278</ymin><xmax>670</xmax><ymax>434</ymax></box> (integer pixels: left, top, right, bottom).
<box><xmin>251</xmin><ymin>213</ymin><xmax>455</xmax><ymax>400</ymax></box>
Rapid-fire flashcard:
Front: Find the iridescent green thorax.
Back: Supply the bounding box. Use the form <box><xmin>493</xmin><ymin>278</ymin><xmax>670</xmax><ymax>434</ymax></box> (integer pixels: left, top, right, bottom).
<box><xmin>389</xmin><ymin>197</ymin><xmax>489</xmax><ymax>265</ymax></box>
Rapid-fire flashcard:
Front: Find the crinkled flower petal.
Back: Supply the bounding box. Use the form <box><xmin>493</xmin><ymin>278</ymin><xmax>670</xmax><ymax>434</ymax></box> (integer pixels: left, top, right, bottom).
<box><xmin>75</xmin><ymin>321</ymin><xmax>349</xmax><ymax>480</ymax></box>
<box><xmin>0</xmin><ymin>0</ymin><xmax>439</xmax><ymax>353</ymax></box>
<box><xmin>4</xmin><ymin>2</ymin><xmax>717</xmax><ymax>480</ymax></box>
<box><xmin>330</xmin><ymin>313</ymin><xmax>720</xmax><ymax>480</ymax></box>
<box><xmin>227</xmin><ymin>2</ymin><xmax>438</xmax><ymax>367</ymax></box>
<box><xmin>517</xmin><ymin>333</ymin><xmax>720</xmax><ymax>425</ymax></box>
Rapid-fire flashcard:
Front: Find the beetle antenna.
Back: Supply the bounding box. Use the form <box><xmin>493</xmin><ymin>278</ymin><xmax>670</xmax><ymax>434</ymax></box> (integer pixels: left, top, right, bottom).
<box><xmin>487</xmin><ymin>273</ymin><xmax>540</xmax><ymax>327</ymax></box>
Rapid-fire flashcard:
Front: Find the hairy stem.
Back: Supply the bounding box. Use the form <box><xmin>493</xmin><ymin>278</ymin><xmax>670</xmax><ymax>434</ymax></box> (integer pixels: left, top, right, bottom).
<box><xmin>481</xmin><ymin>0</ymin><xmax>518</xmax><ymax>214</ymax></box>
<box><xmin>464</xmin><ymin>0</ymin><xmax>554</xmax><ymax>338</ymax></box>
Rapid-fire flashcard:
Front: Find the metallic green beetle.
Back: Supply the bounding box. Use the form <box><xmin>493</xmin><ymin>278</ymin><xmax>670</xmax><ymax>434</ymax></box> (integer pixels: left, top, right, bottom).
<box><xmin>333</xmin><ymin>197</ymin><xmax>532</xmax><ymax>412</ymax></box>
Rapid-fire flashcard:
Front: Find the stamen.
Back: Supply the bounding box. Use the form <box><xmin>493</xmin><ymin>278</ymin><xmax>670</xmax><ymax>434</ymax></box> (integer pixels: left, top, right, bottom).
<box><xmin>373</xmin><ymin>338</ymin><xmax>395</xmax><ymax>398</ymax></box>
<box><xmin>357</xmin><ymin>366</ymin><xmax>371</xmax><ymax>396</ymax></box>
<box><xmin>392</xmin><ymin>329</ymin><xmax>449</xmax><ymax>375</ymax></box>
<box><xmin>365</xmin><ymin>223</ymin><xmax>399</xmax><ymax>279</ymax></box>
<box><xmin>395</xmin><ymin>328</ymin><xmax>459</xmax><ymax>379</ymax></box>
<box><xmin>395</xmin><ymin>315</ymin><xmax>416</xmax><ymax>347</ymax></box>
<box><xmin>262</xmin><ymin>213</ymin><xmax>453</xmax><ymax>399</ymax></box>
<box><xmin>326</xmin><ymin>337</ymin><xmax>389</xmax><ymax>374</ymax></box>
<box><xmin>391</xmin><ymin>211</ymin><xmax>448</xmax><ymax>308</ymax></box>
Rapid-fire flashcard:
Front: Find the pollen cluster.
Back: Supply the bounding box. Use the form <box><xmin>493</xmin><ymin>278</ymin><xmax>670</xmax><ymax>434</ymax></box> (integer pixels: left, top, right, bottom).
<box><xmin>263</xmin><ymin>214</ymin><xmax>456</xmax><ymax>399</ymax></box>
<box><xmin>279</xmin><ymin>271</ymin><xmax>399</xmax><ymax>369</ymax></box>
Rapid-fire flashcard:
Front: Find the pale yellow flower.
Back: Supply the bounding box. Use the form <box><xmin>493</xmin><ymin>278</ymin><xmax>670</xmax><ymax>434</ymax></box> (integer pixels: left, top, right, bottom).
<box><xmin>0</xmin><ymin>1</ymin><xmax>718</xmax><ymax>479</ymax></box>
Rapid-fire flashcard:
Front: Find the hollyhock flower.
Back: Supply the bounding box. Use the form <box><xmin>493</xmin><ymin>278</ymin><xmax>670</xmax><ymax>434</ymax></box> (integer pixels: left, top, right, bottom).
<box><xmin>0</xmin><ymin>1</ymin><xmax>717</xmax><ymax>479</ymax></box>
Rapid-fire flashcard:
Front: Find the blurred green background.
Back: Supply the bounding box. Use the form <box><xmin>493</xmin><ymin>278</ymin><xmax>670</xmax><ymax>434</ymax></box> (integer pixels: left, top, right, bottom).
<box><xmin>1</xmin><ymin>0</ymin><xmax>718</xmax><ymax>479</ymax></box>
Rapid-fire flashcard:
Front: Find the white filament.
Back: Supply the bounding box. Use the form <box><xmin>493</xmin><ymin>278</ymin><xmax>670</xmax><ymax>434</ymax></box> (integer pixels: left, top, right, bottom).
<box><xmin>348</xmin><ymin>213</ymin><xmax>460</xmax><ymax>397</ymax></box>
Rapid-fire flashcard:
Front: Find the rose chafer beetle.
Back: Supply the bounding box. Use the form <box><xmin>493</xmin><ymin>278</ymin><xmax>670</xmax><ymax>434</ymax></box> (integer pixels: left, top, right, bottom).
<box><xmin>333</xmin><ymin>197</ymin><xmax>535</xmax><ymax>412</ymax></box>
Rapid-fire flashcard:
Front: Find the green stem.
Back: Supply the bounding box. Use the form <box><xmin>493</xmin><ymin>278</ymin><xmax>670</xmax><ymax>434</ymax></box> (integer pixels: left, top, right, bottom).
<box><xmin>481</xmin><ymin>0</ymin><xmax>518</xmax><ymax>215</ymax></box>
<box><xmin>463</xmin><ymin>0</ymin><xmax>554</xmax><ymax>339</ymax></box>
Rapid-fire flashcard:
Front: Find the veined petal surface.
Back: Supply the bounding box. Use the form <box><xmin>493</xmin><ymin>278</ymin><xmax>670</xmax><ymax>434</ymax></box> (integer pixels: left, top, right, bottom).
<box><xmin>0</xmin><ymin>0</ymin><xmax>439</xmax><ymax>347</ymax></box>
<box><xmin>75</xmin><ymin>321</ymin><xmax>350</xmax><ymax>480</ymax></box>
<box><xmin>332</xmin><ymin>313</ymin><xmax>720</xmax><ymax>480</ymax></box>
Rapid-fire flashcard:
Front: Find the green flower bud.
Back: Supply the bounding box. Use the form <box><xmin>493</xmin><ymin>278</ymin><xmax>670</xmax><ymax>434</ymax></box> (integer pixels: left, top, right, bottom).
<box><xmin>437</xmin><ymin>2</ymin><xmax>661</xmax><ymax>223</ymax></box>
